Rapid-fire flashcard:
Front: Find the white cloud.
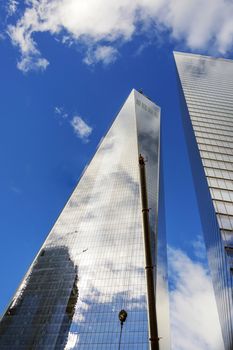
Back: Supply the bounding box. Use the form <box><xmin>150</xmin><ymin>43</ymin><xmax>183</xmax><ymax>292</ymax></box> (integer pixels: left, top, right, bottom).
<box><xmin>84</xmin><ymin>45</ymin><xmax>118</xmax><ymax>66</ymax></box>
<box><xmin>17</xmin><ymin>55</ymin><xmax>49</xmax><ymax>73</ymax></box>
<box><xmin>54</xmin><ymin>108</ymin><xmax>91</xmax><ymax>139</ymax></box>
<box><xmin>6</xmin><ymin>0</ymin><xmax>233</xmax><ymax>72</ymax></box>
<box><xmin>168</xmin><ymin>246</ymin><xmax>224</xmax><ymax>350</ymax></box>
<box><xmin>6</xmin><ymin>0</ymin><xmax>19</xmax><ymax>16</ymax></box>
<box><xmin>191</xmin><ymin>234</ymin><xmax>207</xmax><ymax>260</ymax></box>
<box><xmin>163</xmin><ymin>0</ymin><xmax>233</xmax><ymax>53</ymax></box>
<box><xmin>54</xmin><ymin>106</ymin><xmax>63</xmax><ymax>115</ymax></box>
<box><xmin>70</xmin><ymin>116</ymin><xmax>92</xmax><ymax>142</ymax></box>
<box><xmin>0</xmin><ymin>33</ymin><xmax>6</xmax><ymax>41</ymax></box>
<box><xmin>54</xmin><ymin>106</ymin><xmax>68</xmax><ymax>119</ymax></box>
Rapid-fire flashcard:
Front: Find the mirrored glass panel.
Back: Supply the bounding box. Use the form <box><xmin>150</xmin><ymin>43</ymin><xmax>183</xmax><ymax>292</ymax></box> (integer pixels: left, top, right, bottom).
<box><xmin>175</xmin><ymin>52</ymin><xmax>233</xmax><ymax>350</ymax></box>
<box><xmin>0</xmin><ymin>90</ymin><xmax>169</xmax><ymax>349</ymax></box>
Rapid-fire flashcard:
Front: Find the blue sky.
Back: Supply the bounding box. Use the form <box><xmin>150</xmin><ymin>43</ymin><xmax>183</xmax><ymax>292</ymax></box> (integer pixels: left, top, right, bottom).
<box><xmin>1</xmin><ymin>0</ymin><xmax>233</xmax><ymax>349</ymax></box>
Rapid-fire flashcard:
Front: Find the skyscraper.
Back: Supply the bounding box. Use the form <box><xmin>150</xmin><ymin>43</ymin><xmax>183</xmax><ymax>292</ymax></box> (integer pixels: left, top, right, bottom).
<box><xmin>0</xmin><ymin>90</ymin><xmax>170</xmax><ymax>349</ymax></box>
<box><xmin>174</xmin><ymin>52</ymin><xmax>233</xmax><ymax>350</ymax></box>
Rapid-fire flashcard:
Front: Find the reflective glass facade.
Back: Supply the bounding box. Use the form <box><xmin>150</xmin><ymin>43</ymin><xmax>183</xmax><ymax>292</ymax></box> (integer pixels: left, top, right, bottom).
<box><xmin>0</xmin><ymin>90</ymin><xmax>170</xmax><ymax>349</ymax></box>
<box><xmin>174</xmin><ymin>52</ymin><xmax>233</xmax><ymax>350</ymax></box>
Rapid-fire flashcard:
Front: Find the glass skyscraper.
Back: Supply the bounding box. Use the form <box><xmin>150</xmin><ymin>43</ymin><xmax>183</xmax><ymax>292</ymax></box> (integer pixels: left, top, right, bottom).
<box><xmin>0</xmin><ymin>90</ymin><xmax>170</xmax><ymax>349</ymax></box>
<box><xmin>174</xmin><ymin>52</ymin><xmax>233</xmax><ymax>350</ymax></box>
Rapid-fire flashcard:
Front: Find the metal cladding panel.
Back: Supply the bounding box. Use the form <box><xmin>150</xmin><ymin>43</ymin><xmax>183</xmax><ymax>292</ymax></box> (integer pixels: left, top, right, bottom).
<box><xmin>174</xmin><ymin>51</ymin><xmax>233</xmax><ymax>350</ymax></box>
<box><xmin>0</xmin><ymin>90</ymin><xmax>169</xmax><ymax>349</ymax></box>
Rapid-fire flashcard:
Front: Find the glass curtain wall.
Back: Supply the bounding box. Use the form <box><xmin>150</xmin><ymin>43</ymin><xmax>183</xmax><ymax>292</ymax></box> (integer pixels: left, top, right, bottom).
<box><xmin>0</xmin><ymin>90</ymin><xmax>169</xmax><ymax>350</ymax></box>
<box><xmin>174</xmin><ymin>52</ymin><xmax>233</xmax><ymax>350</ymax></box>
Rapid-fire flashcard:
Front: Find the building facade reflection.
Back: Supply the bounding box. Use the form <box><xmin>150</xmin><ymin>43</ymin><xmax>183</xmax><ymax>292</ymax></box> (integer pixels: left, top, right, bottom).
<box><xmin>174</xmin><ymin>52</ymin><xmax>233</xmax><ymax>350</ymax></box>
<box><xmin>0</xmin><ymin>90</ymin><xmax>170</xmax><ymax>349</ymax></box>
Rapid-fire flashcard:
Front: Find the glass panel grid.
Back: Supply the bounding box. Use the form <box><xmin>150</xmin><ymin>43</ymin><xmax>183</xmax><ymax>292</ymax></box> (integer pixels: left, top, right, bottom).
<box><xmin>0</xmin><ymin>91</ymin><xmax>168</xmax><ymax>349</ymax></box>
<box><xmin>175</xmin><ymin>51</ymin><xmax>233</xmax><ymax>350</ymax></box>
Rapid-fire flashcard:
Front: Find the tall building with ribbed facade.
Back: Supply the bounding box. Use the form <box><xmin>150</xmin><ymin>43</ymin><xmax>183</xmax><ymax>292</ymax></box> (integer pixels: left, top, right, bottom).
<box><xmin>174</xmin><ymin>52</ymin><xmax>233</xmax><ymax>350</ymax></box>
<box><xmin>0</xmin><ymin>90</ymin><xmax>170</xmax><ymax>350</ymax></box>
